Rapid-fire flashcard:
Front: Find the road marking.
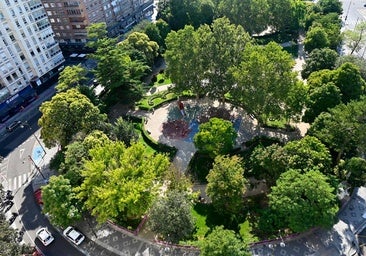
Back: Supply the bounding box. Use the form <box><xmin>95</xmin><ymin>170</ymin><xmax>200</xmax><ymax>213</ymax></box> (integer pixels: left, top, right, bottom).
<box><xmin>19</xmin><ymin>148</ymin><xmax>24</xmax><ymax>159</ymax></box>
<box><xmin>7</xmin><ymin>172</ymin><xmax>31</xmax><ymax>191</ymax></box>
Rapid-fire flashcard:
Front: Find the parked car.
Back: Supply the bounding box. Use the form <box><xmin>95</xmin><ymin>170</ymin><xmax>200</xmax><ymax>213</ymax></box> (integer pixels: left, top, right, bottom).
<box><xmin>63</xmin><ymin>226</ymin><xmax>85</xmax><ymax>245</ymax></box>
<box><xmin>36</xmin><ymin>228</ymin><xmax>54</xmax><ymax>246</ymax></box>
<box><xmin>6</xmin><ymin>120</ymin><xmax>22</xmax><ymax>132</ymax></box>
<box><xmin>34</xmin><ymin>188</ymin><xmax>43</xmax><ymax>207</ymax></box>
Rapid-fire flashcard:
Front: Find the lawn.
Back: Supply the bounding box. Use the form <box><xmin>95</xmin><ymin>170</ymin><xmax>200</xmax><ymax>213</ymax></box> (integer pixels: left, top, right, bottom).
<box><xmin>154</xmin><ymin>73</ymin><xmax>172</xmax><ymax>86</ymax></box>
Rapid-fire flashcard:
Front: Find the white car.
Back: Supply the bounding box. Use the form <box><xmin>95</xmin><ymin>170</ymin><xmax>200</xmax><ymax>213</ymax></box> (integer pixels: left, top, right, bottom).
<box><xmin>63</xmin><ymin>226</ymin><xmax>85</xmax><ymax>245</ymax></box>
<box><xmin>36</xmin><ymin>228</ymin><xmax>54</xmax><ymax>246</ymax></box>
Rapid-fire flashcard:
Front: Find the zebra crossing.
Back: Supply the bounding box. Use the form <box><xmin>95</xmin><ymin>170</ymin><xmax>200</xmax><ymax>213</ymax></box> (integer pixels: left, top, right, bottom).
<box><xmin>3</xmin><ymin>172</ymin><xmax>33</xmax><ymax>191</ymax></box>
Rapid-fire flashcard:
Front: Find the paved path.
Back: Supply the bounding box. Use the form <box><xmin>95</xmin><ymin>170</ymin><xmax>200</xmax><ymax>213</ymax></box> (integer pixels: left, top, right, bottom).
<box><xmin>130</xmin><ymin>96</ymin><xmax>307</xmax><ymax>173</ymax></box>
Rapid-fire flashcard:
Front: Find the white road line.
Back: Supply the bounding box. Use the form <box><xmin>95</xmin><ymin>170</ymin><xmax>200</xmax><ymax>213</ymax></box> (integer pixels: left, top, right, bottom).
<box><xmin>8</xmin><ymin>172</ymin><xmax>31</xmax><ymax>191</ymax></box>
<box><xmin>19</xmin><ymin>148</ymin><xmax>25</xmax><ymax>159</ymax></box>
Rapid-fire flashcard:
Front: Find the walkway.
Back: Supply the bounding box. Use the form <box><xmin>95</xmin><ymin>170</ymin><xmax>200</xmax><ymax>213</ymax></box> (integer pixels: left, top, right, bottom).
<box><xmin>129</xmin><ymin>96</ymin><xmax>308</xmax><ymax>173</ymax></box>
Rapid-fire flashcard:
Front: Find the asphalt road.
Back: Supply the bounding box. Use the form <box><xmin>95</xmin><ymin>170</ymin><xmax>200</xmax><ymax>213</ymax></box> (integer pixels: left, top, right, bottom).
<box><xmin>0</xmin><ymin>82</ymin><xmax>87</xmax><ymax>255</ymax></box>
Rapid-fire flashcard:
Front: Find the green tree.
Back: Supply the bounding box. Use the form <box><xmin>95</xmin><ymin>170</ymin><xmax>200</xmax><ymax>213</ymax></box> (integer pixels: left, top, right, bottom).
<box><xmin>338</xmin><ymin>157</ymin><xmax>366</xmax><ymax>187</ymax></box>
<box><xmin>39</xmin><ymin>88</ymin><xmax>107</xmax><ymax>148</ymax></box>
<box><xmin>77</xmin><ymin>142</ymin><xmax>170</xmax><ymax>223</ymax></box>
<box><xmin>144</xmin><ymin>19</ymin><xmax>171</xmax><ymax>53</ymax></box>
<box><xmin>231</xmin><ymin>42</ymin><xmax>299</xmax><ymax>125</ymax></box>
<box><xmin>56</xmin><ymin>64</ymin><xmax>87</xmax><ymax>92</ymax></box>
<box><xmin>86</xmin><ymin>22</ymin><xmax>108</xmax><ymax>49</ymax></box>
<box><xmin>333</xmin><ymin>62</ymin><xmax>365</xmax><ymax>103</ymax></box>
<box><xmin>249</xmin><ymin>143</ymin><xmax>288</xmax><ymax>186</ymax></box>
<box><xmin>283</xmin><ymin>136</ymin><xmax>332</xmax><ymax>174</ymax></box>
<box><xmin>60</xmin><ymin>130</ymin><xmax>111</xmax><ymax>186</ymax></box>
<box><xmin>314</xmin><ymin>13</ymin><xmax>342</xmax><ymax>49</ymax></box>
<box><xmin>194</xmin><ymin>118</ymin><xmax>237</xmax><ymax>158</ymax></box>
<box><xmin>307</xmin><ymin>64</ymin><xmax>365</xmax><ymax>104</ymax></box>
<box><xmin>269</xmin><ymin>169</ymin><xmax>338</xmax><ymax>232</ymax></box>
<box><xmin>42</xmin><ymin>175</ymin><xmax>82</xmax><ymax>227</ymax></box>
<box><xmin>336</xmin><ymin>55</ymin><xmax>366</xmax><ymax>81</ymax></box>
<box><xmin>200</xmin><ymin>18</ymin><xmax>251</xmax><ymax>102</ymax></box>
<box><xmin>148</xmin><ymin>191</ymin><xmax>195</xmax><ymax>243</ymax></box>
<box><xmin>318</xmin><ymin>0</ymin><xmax>342</xmax><ymax>14</ymax></box>
<box><xmin>200</xmin><ymin>226</ymin><xmax>250</xmax><ymax>256</ymax></box>
<box><xmin>343</xmin><ymin>22</ymin><xmax>366</xmax><ymax>55</ymax></box>
<box><xmin>301</xmin><ymin>48</ymin><xmax>338</xmax><ymax>79</ymax></box>
<box><xmin>164</xmin><ymin>165</ymin><xmax>193</xmax><ymax>193</ymax></box>
<box><xmin>217</xmin><ymin>0</ymin><xmax>270</xmax><ymax>35</ymax></box>
<box><xmin>120</xmin><ymin>32</ymin><xmax>159</xmax><ymax>66</ymax></box>
<box><xmin>303</xmin><ymin>82</ymin><xmax>341</xmax><ymax>123</ymax></box>
<box><xmin>109</xmin><ymin>117</ymin><xmax>138</xmax><ymax>146</ymax></box>
<box><xmin>164</xmin><ymin>25</ymin><xmax>206</xmax><ymax>96</ymax></box>
<box><xmin>308</xmin><ymin>98</ymin><xmax>366</xmax><ymax>163</ymax></box>
<box><xmin>157</xmin><ymin>0</ymin><xmax>214</xmax><ymax>30</ymax></box>
<box><xmin>206</xmin><ymin>155</ymin><xmax>247</xmax><ymax>216</ymax></box>
<box><xmin>304</xmin><ymin>26</ymin><xmax>330</xmax><ymax>53</ymax></box>
<box><xmin>268</xmin><ymin>0</ymin><xmax>301</xmax><ymax>32</ymax></box>
<box><xmin>92</xmin><ymin>38</ymin><xmax>148</xmax><ymax>92</ymax></box>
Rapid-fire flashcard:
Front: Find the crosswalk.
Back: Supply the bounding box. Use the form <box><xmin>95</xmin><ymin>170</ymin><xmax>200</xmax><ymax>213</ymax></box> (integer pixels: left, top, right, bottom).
<box><xmin>2</xmin><ymin>172</ymin><xmax>33</xmax><ymax>191</ymax></box>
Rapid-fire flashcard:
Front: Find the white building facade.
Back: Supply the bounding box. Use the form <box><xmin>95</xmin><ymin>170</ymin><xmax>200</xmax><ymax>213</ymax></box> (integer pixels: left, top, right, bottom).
<box><xmin>0</xmin><ymin>0</ymin><xmax>64</xmax><ymax>103</ymax></box>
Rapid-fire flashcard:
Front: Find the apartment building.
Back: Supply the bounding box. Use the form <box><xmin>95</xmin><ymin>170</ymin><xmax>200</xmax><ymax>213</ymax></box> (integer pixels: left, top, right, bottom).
<box><xmin>0</xmin><ymin>0</ymin><xmax>64</xmax><ymax>120</ymax></box>
<box><xmin>41</xmin><ymin>0</ymin><xmax>154</xmax><ymax>49</ymax></box>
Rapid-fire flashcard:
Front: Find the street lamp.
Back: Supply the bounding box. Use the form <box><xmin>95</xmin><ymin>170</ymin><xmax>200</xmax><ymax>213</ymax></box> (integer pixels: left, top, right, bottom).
<box><xmin>28</xmin><ymin>155</ymin><xmax>46</xmax><ymax>180</ymax></box>
<box><xmin>278</xmin><ymin>230</ymin><xmax>286</xmax><ymax>248</ymax></box>
<box><xmin>345</xmin><ymin>0</ymin><xmax>353</xmax><ymax>22</ymax></box>
<box><xmin>21</xmin><ymin>121</ymin><xmax>46</xmax><ymax>157</ymax></box>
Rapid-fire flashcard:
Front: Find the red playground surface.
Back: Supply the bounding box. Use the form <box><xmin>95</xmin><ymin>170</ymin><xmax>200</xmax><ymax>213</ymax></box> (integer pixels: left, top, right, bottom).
<box><xmin>162</xmin><ymin>119</ymin><xmax>190</xmax><ymax>139</ymax></box>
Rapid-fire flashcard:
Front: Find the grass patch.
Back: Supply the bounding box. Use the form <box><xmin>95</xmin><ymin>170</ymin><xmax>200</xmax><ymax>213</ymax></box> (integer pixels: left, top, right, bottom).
<box><xmin>264</xmin><ymin>118</ymin><xmax>296</xmax><ymax>131</ymax></box>
<box><xmin>239</xmin><ymin>220</ymin><xmax>259</xmax><ymax>244</ymax></box>
<box><xmin>191</xmin><ymin>204</ymin><xmax>210</xmax><ymax>241</ymax></box>
<box><xmin>154</xmin><ymin>73</ymin><xmax>172</xmax><ymax>86</ymax></box>
<box><xmin>136</xmin><ymin>91</ymin><xmax>177</xmax><ymax>110</ymax></box>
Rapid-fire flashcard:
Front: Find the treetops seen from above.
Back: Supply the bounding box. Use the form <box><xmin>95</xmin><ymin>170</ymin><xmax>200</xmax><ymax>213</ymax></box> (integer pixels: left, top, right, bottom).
<box><xmin>76</xmin><ymin>141</ymin><xmax>170</xmax><ymax>223</ymax></box>
<box><xmin>38</xmin><ymin>88</ymin><xmax>107</xmax><ymax>149</ymax></box>
<box><xmin>165</xmin><ymin>18</ymin><xmax>305</xmax><ymax>125</ymax></box>
<box><xmin>158</xmin><ymin>0</ymin><xmax>306</xmax><ymax>34</ymax></box>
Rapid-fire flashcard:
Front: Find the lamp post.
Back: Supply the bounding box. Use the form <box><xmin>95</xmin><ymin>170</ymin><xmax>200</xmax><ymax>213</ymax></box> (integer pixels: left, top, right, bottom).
<box><xmin>345</xmin><ymin>0</ymin><xmax>353</xmax><ymax>22</ymax></box>
<box><xmin>28</xmin><ymin>155</ymin><xmax>46</xmax><ymax>180</ymax></box>
<box><xmin>21</xmin><ymin>121</ymin><xmax>46</xmax><ymax>157</ymax></box>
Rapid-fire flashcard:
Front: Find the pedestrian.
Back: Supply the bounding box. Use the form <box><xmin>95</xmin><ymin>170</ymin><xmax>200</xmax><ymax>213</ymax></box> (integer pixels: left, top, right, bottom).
<box><xmin>177</xmin><ymin>99</ymin><xmax>186</xmax><ymax>117</ymax></box>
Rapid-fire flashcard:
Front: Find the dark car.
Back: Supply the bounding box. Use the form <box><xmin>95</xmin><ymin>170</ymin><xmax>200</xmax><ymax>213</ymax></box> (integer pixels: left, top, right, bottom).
<box><xmin>6</xmin><ymin>120</ymin><xmax>22</xmax><ymax>132</ymax></box>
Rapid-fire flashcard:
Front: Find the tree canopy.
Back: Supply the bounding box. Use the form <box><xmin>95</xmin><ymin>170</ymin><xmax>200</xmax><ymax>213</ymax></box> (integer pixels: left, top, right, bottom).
<box><xmin>39</xmin><ymin>88</ymin><xmax>107</xmax><ymax>149</ymax></box>
<box><xmin>164</xmin><ymin>17</ymin><xmax>251</xmax><ymax>100</ymax></box>
<box><xmin>91</xmin><ymin>38</ymin><xmax>148</xmax><ymax>92</ymax></box>
<box><xmin>343</xmin><ymin>21</ymin><xmax>366</xmax><ymax>55</ymax></box>
<box><xmin>148</xmin><ymin>191</ymin><xmax>195</xmax><ymax>243</ymax></box>
<box><xmin>301</xmin><ymin>48</ymin><xmax>338</xmax><ymax>79</ymax></box>
<box><xmin>231</xmin><ymin>42</ymin><xmax>302</xmax><ymax>125</ymax></box>
<box><xmin>42</xmin><ymin>175</ymin><xmax>82</xmax><ymax>227</ymax></box>
<box><xmin>206</xmin><ymin>155</ymin><xmax>247</xmax><ymax>216</ymax></box>
<box><xmin>200</xmin><ymin>226</ymin><xmax>250</xmax><ymax>256</ymax></box>
<box><xmin>304</xmin><ymin>26</ymin><xmax>330</xmax><ymax>53</ymax></box>
<box><xmin>56</xmin><ymin>64</ymin><xmax>87</xmax><ymax>92</ymax></box>
<box><xmin>120</xmin><ymin>32</ymin><xmax>159</xmax><ymax>65</ymax></box>
<box><xmin>269</xmin><ymin>169</ymin><xmax>338</xmax><ymax>232</ymax></box>
<box><xmin>77</xmin><ymin>142</ymin><xmax>170</xmax><ymax>223</ymax></box>
<box><xmin>302</xmin><ymin>82</ymin><xmax>341</xmax><ymax>123</ymax></box>
<box><xmin>194</xmin><ymin>117</ymin><xmax>237</xmax><ymax>158</ymax></box>
<box><xmin>307</xmin><ymin>97</ymin><xmax>366</xmax><ymax>163</ymax></box>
